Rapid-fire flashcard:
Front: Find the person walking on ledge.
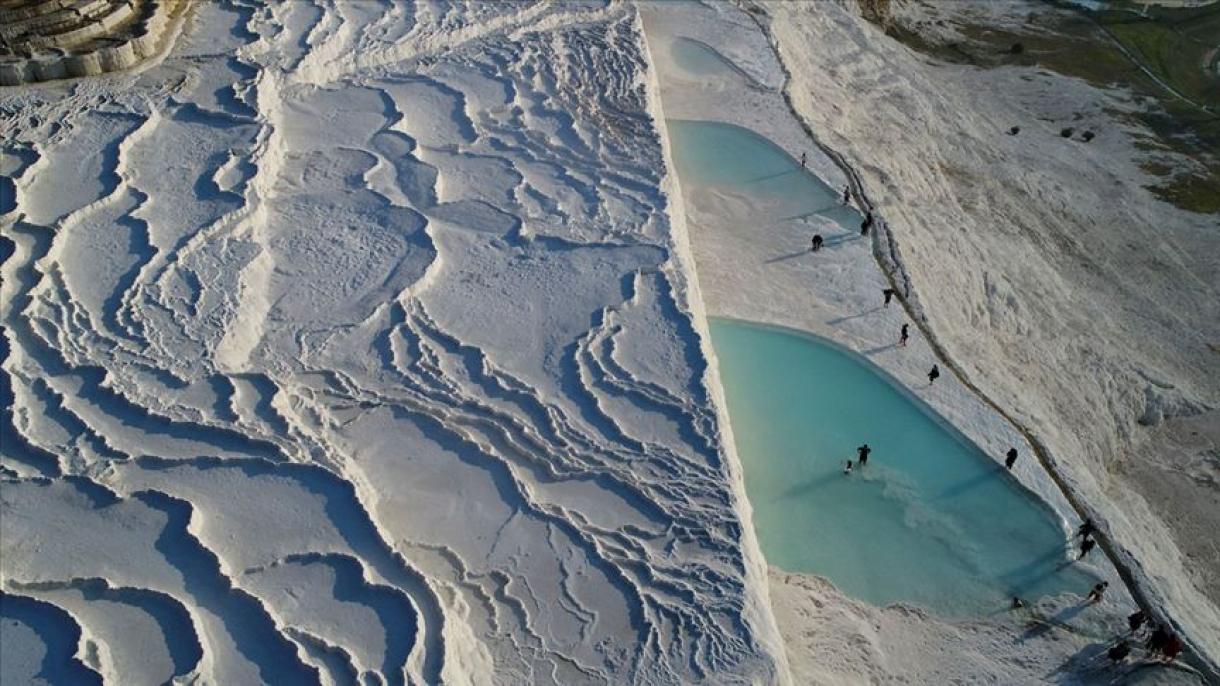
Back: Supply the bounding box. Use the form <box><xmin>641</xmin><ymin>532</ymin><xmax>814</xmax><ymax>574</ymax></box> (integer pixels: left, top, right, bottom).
<box><xmin>811</xmin><ymin>234</ymin><xmax>823</xmax><ymax>252</ymax></box>
<box><xmin>801</xmin><ymin>152</ymin><xmax>807</xmax><ymax>168</ymax></box>
<box><xmin>1108</xmin><ymin>639</ymin><xmax>1131</xmax><ymax>664</ymax></box>
<box><xmin>1147</xmin><ymin>624</ymin><xmax>1170</xmax><ymax>652</ymax></box>
<box><xmin>1128</xmin><ymin>609</ymin><xmax>1147</xmax><ymax>634</ymax></box>
<box><xmin>928</xmin><ymin>364</ymin><xmax>940</xmax><ymax>385</ymax></box>
<box><xmin>1005</xmin><ymin>448</ymin><xmax>1018</xmax><ymax>470</ymax></box>
<box><xmin>883</xmin><ymin>288</ymin><xmax>896</xmax><ymax>307</ymax></box>
<box><xmin>857</xmin><ymin>443</ymin><xmax>871</xmax><ymax>467</ymax></box>
<box><xmin>1161</xmin><ymin>633</ymin><xmax>1184</xmax><ymax>662</ymax></box>
<box><xmin>1078</xmin><ymin>536</ymin><xmax>1096</xmax><ymax>559</ymax></box>
<box><xmin>861</xmin><ymin>212</ymin><xmax>873</xmax><ymax>236</ymax></box>
<box><xmin>1077</xmin><ymin>519</ymin><xmax>1096</xmax><ymax>539</ymax></box>
<box><xmin>899</xmin><ymin>323</ymin><xmax>910</xmax><ymax>347</ymax></box>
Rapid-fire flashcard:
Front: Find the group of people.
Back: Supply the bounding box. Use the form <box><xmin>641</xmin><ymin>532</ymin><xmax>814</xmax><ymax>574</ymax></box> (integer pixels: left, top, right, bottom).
<box><xmin>807</xmin><ymin>186</ymin><xmax>867</xmax><ymax>252</ymax></box>
<box><xmin>1012</xmin><ymin>581</ymin><xmax>1186</xmax><ymax>669</ymax></box>
<box><xmin>1033</xmin><ymin>517</ymin><xmax>1187</xmax><ymax>668</ymax></box>
<box><xmin>803</xmin><ymin>158</ymin><xmax>1193</xmax><ymax>673</ymax></box>
<box><xmin>843</xmin><ymin>443</ymin><xmax>871</xmax><ymax>474</ymax></box>
<box><xmin>1106</xmin><ymin>609</ymin><xmax>1184</xmax><ymax>665</ymax></box>
<box><xmin>806</xmin><ymin>188</ymin><xmax>939</xmax><ymax>381</ymax></box>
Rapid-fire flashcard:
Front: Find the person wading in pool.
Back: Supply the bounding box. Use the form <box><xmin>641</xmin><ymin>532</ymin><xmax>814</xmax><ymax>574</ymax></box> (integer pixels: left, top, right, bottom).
<box><xmin>801</xmin><ymin>152</ymin><xmax>807</xmax><ymax>168</ymax></box>
<box><xmin>843</xmin><ymin>460</ymin><xmax>853</xmax><ymax>475</ymax></box>
<box><xmin>857</xmin><ymin>443</ymin><xmax>871</xmax><ymax>467</ymax></box>
<box><xmin>883</xmin><ymin>288</ymin><xmax>896</xmax><ymax>307</ymax></box>
<box><xmin>842</xmin><ymin>185</ymin><xmax>851</xmax><ymax>204</ymax></box>
<box><xmin>811</xmin><ymin>234</ymin><xmax>823</xmax><ymax>252</ymax></box>
<box><xmin>899</xmin><ymin>323</ymin><xmax>910</xmax><ymax>347</ymax></box>
<box><xmin>1005</xmin><ymin>448</ymin><xmax>1018</xmax><ymax>470</ymax></box>
<box><xmin>1088</xmin><ymin>581</ymin><xmax>1108</xmax><ymax>603</ymax></box>
<box><xmin>928</xmin><ymin>364</ymin><xmax>940</xmax><ymax>384</ymax></box>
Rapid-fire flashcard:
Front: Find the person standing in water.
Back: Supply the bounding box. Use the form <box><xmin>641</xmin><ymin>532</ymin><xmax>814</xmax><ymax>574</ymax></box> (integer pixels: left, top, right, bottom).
<box><xmin>1088</xmin><ymin>581</ymin><xmax>1109</xmax><ymax>604</ymax></box>
<box><xmin>1005</xmin><ymin>448</ymin><xmax>1018</xmax><ymax>470</ymax></box>
<box><xmin>801</xmin><ymin>152</ymin><xmax>807</xmax><ymax>168</ymax></box>
<box><xmin>842</xmin><ymin>185</ymin><xmax>850</xmax><ymax>204</ymax></box>
<box><xmin>811</xmin><ymin>234</ymin><xmax>823</xmax><ymax>252</ymax></box>
<box><xmin>843</xmin><ymin>460</ymin><xmax>853</xmax><ymax>475</ymax></box>
<box><xmin>899</xmin><ymin>323</ymin><xmax>910</xmax><ymax>347</ymax></box>
<box><xmin>857</xmin><ymin>443</ymin><xmax>871</xmax><ymax>467</ymax></box>
<box><xmin>928</xmin><ymin>364</ymin><xmax>940</xmax><ymax>384</ymax></box>
<box><xmin>883</xmin><ymin>288</ymin><xmax>896</xmax><ymax>306</ymax></box>
<box><xmin>861</xmin><ymin>213</ymin><xmax>873</xmax><ymax>236</ymax></box>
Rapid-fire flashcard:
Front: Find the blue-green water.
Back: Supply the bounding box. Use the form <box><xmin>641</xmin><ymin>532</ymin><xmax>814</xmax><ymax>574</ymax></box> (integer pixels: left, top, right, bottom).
<box><xmin>667</xmin><ymin>119</ymin><xmax>850</xmax><ymax>224</ymax></box>
<box><xmin>710</xmin><ymin>318</ymin><xmax>1096</xmax><ymax>616</ymax></box>
<box><xmin>670</xmin><ymin>37</ymin><xmax>737</xmax><ymax>78</ymax></box>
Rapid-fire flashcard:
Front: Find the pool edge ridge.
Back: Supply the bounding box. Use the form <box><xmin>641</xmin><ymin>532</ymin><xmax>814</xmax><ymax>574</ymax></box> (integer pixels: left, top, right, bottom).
<box><xmin>634</xmin><ymin>7</ymin><xmax>794</xmax><ymax>685</ymax></box>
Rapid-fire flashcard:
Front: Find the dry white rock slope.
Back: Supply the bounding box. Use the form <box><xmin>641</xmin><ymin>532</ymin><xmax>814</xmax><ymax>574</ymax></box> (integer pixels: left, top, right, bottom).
<box><xmin>0</xmin><ymin>2</ymin><xmax>786</xmax><ymax>684</ymax></box>
<box><xmin>639</xmin><ymin>2</ymin><xmax>1197</xmax><ymax>683</ymax></box>
<box><xmin>759</xmin><ymin>0</ymin><xmax>1220</xmax><ymax>676</ymax></box>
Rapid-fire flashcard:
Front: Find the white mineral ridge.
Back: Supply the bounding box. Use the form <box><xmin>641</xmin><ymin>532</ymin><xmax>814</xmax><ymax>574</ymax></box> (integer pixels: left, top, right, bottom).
<box><xmin>3</xmin><ymin>0</ymin><xmax>1216</xmax><ymax>684</ymax></box>
<box><xmin>638</xmin><ymin>0</ymin><xmax>1216</xmax><ymax>682</ymax></box>
<box><xmin>758</xmin><ymin>0</ymin><xmax>1220</xmax><ymax>676</ymax></box>
<box><xmin>1</xmin><ymin>2</ymin><xmax>784</xmax><ymax>684</ymax></box>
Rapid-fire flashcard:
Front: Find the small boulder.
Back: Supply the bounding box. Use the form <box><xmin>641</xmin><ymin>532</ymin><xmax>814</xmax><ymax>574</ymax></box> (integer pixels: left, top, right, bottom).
<box><xmin>1060</xmin><ymin>127</ymin><xmax>1074</xmax><ymax>138</ymax></box>
<box><xmin>1138</xmin><ymin>382</ymin><xmax>1210</xmax><ymax>426</ymax></box>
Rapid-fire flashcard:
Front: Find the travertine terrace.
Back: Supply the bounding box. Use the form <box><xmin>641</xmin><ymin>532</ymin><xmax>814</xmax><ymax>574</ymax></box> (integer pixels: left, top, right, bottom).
<box><xmin>0</xmin><ymin>0</ymin><xmax>181</xmax><ymax>85</ymax></box>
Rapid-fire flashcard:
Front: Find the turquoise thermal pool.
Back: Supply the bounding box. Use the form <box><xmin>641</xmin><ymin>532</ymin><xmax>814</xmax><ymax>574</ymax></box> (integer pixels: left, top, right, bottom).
<box><xmin>709</xmin><ymin>319</ymin><xmax>1097</xmax><ymax>615</ymax></box>
<box><xmin>670</xmin><ymin>37</ymin><xmax>738</xmax><ymax>78</ymax></box>
<box><xmin>667</xmin><ymin>118</ymin><xmax>859</xmax><ymax>229</ymax></box>
<box><xmin>668</xmin><ymin>112</ymin><xmax>1096</xmax><ymax>615</ymax></box>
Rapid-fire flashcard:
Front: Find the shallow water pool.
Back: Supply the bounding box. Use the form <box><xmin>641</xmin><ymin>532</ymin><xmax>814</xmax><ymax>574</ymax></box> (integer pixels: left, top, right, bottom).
<box><xmin>667</xmin><ymin>119</ymin><xmax>843</xmax><ymax>221</ymax></box>
<box><xmin>710</xmin><ymin>318</ymin><xmax>1097</xmax><ymax>616</ymax></box>
<box><xmin>670</xmin><ymin>37</ymin><xmax>738</xmax><ymax>78</ymax></box>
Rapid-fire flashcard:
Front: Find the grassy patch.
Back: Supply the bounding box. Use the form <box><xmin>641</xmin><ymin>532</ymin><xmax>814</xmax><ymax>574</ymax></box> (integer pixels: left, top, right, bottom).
<box><xmin>1098</xmin><ymin>3</ymin><xmax>1220</xmax><ymax>110</ymax></box>
<box><xmin>1148</xmin><ymin>168</ymin><xmax>1220</xmax><ymax>213</ymax></box>
<box><xmin>866</xmin><ymin>0</ymin><xmax>1220</xmax><ymax>214</ymax></box>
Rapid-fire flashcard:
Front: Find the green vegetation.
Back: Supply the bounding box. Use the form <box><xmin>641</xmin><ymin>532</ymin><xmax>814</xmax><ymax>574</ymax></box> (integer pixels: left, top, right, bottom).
<box><xmin>1100</xmin><ymin>2</ymin><xmax>1220</xmax><ymax>109</ymax></box>
<box><xmin>1088</xmin><ymin>2</ymin><xmax>1220</xmax><ymax>212</ymax></box>
<box><xmin>1150</xmin><ymin>170</ymin><xmax>1220</xmax><ymax>213</ymax></box>
<box><xmin>873</xmin><ymin>0</ymin><xmax>1220</xmax><ymax>214</ymax></box>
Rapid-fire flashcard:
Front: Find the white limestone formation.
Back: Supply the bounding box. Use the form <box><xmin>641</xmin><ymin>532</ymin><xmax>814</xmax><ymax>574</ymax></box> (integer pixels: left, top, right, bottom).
<box><xmin>0</xmin><ymin>0</ymin><xmax>182</xmax><ymax>85</ymax></box>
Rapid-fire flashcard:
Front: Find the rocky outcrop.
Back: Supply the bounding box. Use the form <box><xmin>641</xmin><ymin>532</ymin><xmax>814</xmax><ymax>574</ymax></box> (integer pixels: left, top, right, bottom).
<box><xmin>0</xmin><ymin>0</ymin><xmax>182</xmax><ymax>85</ymax></box>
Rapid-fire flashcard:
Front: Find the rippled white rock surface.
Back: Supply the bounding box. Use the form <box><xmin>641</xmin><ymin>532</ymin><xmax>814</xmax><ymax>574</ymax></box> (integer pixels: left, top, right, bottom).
<box><xmin>0</xmin><ymin>2</ymin><xmax>784</xmax><ymax>683</ymax></box>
